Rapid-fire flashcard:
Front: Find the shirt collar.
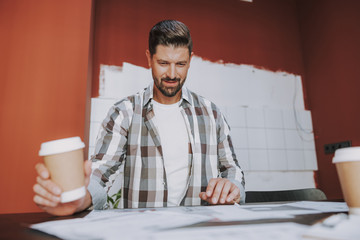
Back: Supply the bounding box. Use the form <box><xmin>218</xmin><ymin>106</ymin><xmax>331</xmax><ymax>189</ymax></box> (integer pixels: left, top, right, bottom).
<box><xmin>143</xmin><ymin>84</ymin><xmax>154</xmax><ymax>107</ymax></box>
<box><xmin>143</xmin><ymin>84</ymin><xmax>193</xmax><ymax>107</ymax></box>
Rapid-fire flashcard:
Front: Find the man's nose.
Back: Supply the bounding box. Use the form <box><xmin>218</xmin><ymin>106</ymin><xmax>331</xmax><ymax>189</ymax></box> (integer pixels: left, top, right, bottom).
<box><xmin>167</xmin><ymin>64</ymin><xmax>176</xmax><ymax>79</ymax></box>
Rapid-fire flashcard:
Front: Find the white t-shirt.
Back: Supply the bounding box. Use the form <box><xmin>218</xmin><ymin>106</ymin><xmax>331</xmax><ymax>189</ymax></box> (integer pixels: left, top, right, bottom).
<box><xmin>152</xmin><ymin>100</ymin><xmax>190</xmax><ymax>206</ymax></box>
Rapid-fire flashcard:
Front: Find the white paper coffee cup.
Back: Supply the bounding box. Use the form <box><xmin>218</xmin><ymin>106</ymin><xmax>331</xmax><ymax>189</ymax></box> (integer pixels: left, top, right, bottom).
<box><xmin>39</xmin><ymin>137</ymin><xmax>86</xmax><ymax>203</ymax></box>
<box><xmin>333</xmin><ymin>147</ymin><xmax>360</xmax><ymax>215</ymax></box>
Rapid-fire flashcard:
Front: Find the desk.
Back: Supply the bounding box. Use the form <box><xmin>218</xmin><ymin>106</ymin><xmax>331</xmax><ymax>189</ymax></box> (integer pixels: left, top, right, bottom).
<box><xmin>0</xmin><ymin>202</ymin><xmax>347</xmax><ymax>240</ymax></box>
<box><xmin>0</xmin><ymin>211</ymin><xmax>88</xmax><ymax>240</ymax></box>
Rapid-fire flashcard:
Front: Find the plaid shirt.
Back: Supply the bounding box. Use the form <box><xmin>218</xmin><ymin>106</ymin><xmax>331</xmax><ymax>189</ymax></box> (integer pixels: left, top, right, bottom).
<box><xmin>88</xmin><ymin>84</ymin><xmax>245</xmax><ymax>209</ymax></box>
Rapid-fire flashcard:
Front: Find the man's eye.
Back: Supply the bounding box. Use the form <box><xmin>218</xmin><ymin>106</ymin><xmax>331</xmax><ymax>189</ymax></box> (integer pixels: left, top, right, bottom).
<box><xmin>159</xmin><ymin>62</ymin><xmax>168</xmax><ymax>65</ymax></box>
<box><xmin>177</xmin><ymin>63</ymin><xmax>186</xmax><ymax>66</ymax></box>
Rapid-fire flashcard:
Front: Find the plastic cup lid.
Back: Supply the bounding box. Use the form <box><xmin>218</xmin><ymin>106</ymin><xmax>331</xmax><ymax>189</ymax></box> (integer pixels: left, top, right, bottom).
<box><xmin>332</xmin><ymin>147</ymin><xmax>360</xmax><ymax>163</ymax></box>
<box><xmin>39</xmin><ymin>137</ymin><xmax>85</xmax><ymax>156</ymax></box>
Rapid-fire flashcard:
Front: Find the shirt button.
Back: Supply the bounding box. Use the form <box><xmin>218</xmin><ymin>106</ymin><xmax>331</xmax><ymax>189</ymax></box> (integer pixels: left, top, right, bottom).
<box><xmin>162</xmin><ymin>182</ymin><xmax>165</xmax><ymax>185</ymax></box>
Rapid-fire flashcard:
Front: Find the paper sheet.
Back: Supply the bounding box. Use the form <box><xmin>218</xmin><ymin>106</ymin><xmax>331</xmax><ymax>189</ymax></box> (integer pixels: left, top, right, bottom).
<box><xmin>303</xmin><ymin>214</ymin><xmax>360</xmax><ymax>240</ymax></box>
<box><xmin>285</xmin><ymin>201</ymin><xmax>348</xmax><ymax>213</ymax></box>
<box><xmin>32</xmin><ymin>210</ymin><xmax>211</xmax><ymax>240</ymax></box>
<box><xmin>30</xmin><ymin>202</ymin><xmax>348</xmax><ymax>240</ymax></box>
<box><xmin>152</xmin><ymin>222</ymin><xmax>308</xmax><ymax>240</ymax></box>
<box><xmin>241</xmin><ymin>201</ymin><xmax>348</xmax><ymax>216</ymax></box>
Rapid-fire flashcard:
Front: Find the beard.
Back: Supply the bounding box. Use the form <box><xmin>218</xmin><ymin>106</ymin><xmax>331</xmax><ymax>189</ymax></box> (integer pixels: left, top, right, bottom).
<box><xmin>153</xmin><ymin>76</ymin><xmax>186</xmax><ymax>97</ymax></box>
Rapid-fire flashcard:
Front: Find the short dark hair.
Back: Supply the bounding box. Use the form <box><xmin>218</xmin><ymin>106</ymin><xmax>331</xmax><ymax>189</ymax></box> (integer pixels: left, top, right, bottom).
<box><xmin>148</xmin><ymin>20</ymin><xmax>193</xmax><ymax>56</ymax></box>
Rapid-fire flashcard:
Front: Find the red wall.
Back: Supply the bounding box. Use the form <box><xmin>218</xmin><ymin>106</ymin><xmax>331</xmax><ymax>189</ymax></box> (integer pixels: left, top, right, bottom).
<box><xmin>91</xmin><ymin>0</ymin><xmax>304</xmax><ymax>97</ymax></box>
<box><xmin>297</xmin><ymin>0</ymin><xmax>360</xmax><ymax>200</ymax></box>
<box><xmin>0</xmin><ymin>0</ymin><xmax>92</xmax><ymax>213</ymax></box>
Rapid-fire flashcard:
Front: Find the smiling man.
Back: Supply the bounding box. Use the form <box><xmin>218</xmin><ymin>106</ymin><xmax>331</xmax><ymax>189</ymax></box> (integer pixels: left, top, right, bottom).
<box><xmin>33</xmin><ymin>20</ymin><xmax>245</xmax><ymax>215</ymax></box>
<box><xmin>148</xmin><ymin>45</ymin><xmax>189</xmax><ymax>102</ymax></box>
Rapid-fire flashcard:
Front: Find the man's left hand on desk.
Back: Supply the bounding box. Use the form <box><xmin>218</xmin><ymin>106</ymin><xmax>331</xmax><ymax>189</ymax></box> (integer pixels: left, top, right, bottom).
<box><xmin>199</xmin><ymin>178</ymin><xmax>240</xmax><ymax>205</ymax></box>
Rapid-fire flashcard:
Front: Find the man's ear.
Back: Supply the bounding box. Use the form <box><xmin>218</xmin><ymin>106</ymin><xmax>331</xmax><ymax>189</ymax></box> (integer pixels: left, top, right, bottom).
<box><xmin>145</xmin><ymin>49</ymin><xmax>152</xmax><ymax>68</ymax></box>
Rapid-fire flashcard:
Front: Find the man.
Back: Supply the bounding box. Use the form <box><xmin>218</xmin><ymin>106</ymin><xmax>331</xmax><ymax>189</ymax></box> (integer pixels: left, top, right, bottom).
<box><xmin>33</xmin><ymin>20</ymin><xmax>245</xmax><ymax>216</ymax></box>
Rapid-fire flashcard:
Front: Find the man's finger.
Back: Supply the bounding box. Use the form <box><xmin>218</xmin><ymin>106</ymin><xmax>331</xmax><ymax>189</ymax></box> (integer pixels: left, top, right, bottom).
<box><xmin>205</xmin><ymin>178</ymin><xmax>218</xmax><ymax>197</ymax></box>
<box><xmin>84</xmin><ymin>160</ymin><xmax>92</xmax><ymax>175</ymax></box>
<box><xmin>36</xmin><ymin>176</ymin><xmax>62</xmax><ymax>196</ymax></box>
<box><xmin>84</xmin><ymin>160</ymin><xmax>92</xmax><ymax>187</ymax></box>
<box><xmin>210</xmin><ymin>179</ymin><xmax>226</xmax><ymax>204</ymax></box>
<box><xmin>226</xmin><ymin>185</ymin><xmax>241</xmax><ymax>203</ymax></box>
<box><xmin>199</xmin><ymin>192</ymin><xmax>208</xmax><ymax>201</ymax></box>
<box><xmin>33</xmin><ymin>194</ymin><xmax>58</xmax><ymax>208</ymax></box>
<box><xmin>33</xmin><ymin>183</ymin><xmax>61</xmax><ymax>203</ymax></box>
<box><xmin>219</xmin><ymin>181</ymin><xmax>232</xmax><ymax>204</ymax></box>
<box><xmin>35</xmin><ymin>163</ymin><xmax>49</xmax><ymax>179</ymax></box>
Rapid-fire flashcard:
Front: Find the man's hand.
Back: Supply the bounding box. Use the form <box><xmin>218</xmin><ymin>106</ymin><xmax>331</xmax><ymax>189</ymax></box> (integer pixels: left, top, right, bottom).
<box><xmin>199</xmin><ymin>178</ymin><xmax>240</xmax><ymax>205</ymax></box>
<box><xmin>33</xmin><ymin>160</ymin><xmax>93</xmax><ymax>216</ymax></box>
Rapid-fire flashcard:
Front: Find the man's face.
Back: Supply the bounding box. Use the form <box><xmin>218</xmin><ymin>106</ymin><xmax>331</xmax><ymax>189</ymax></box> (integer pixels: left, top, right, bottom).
<box><xmin>146</xmin><ymin>45</ymin><xmax>192</xmax><ymax>104</ymax></box>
